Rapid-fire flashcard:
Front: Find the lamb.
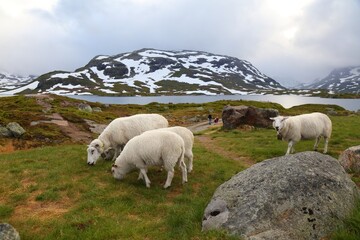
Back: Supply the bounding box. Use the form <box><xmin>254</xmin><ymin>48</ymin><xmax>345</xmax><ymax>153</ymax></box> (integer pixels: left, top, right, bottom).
<box><xmin>111</xmin><ymin>130</ymin><xmax>187</xmax><ymax>188</ymax></box>
<box><xmin>87</xmin><ymin>114</ymin><xmax>168</xmax><ymax>165</ymax></box>
<box><xmin>270</xmin><ymin>112</ymin><xmax>332</xmax><ymax>155</ymax></box>
<box><xmin>146</xmin><ymin>126</ymin><xmax>194</xmax><ymax>172</ymax></box>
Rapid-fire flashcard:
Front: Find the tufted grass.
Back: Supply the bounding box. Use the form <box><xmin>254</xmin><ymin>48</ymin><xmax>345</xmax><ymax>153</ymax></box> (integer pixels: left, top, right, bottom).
<box><xmin>0</xmin><ymin>95</ymin><xmax>359</xmax><ymax>239</ymax></box>
<box><xmin>0</xmin><ymin>144</ymin><xmax>243</xmax><ymax>240</ymax></box>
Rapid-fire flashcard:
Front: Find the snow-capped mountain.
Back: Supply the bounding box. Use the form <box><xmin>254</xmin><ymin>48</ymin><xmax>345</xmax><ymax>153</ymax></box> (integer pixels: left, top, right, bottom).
<box><xmin>305</xmin><ymin>66</ymin><xmax>360</xmax><ymax>94</ymax></box>
<box><xmin>0</xmin><ymin>49</ymin><xmax>285</xmax><ymax>96</ymax></box>
<box><xmin>0</xmin><ymin>72</ymin><xmax>36</xmax><ymax>94</ymax></box>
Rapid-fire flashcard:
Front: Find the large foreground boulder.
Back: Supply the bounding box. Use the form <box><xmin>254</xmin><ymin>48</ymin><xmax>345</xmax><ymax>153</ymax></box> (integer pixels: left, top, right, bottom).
<box><xmin>222</xmin><ymin>105</ymin><xmax>278</xmax><ymax>130</ymax></box>
<box><xmin>339</xmin><ymin>145</ymin><xmax>360</xmax><ymax>174</ymax></box>
<box><xmin>202</xmin><ymin>151</ymin><xmax>360</xmax><ymax>240</ymax></box>
<box><xmin>0</xmin><ymin>223</ymin><xmax>20</xmax><ymax>240</ymax></box>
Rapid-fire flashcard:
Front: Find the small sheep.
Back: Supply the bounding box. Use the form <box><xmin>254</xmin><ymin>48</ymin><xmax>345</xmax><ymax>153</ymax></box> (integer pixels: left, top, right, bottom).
<box><xmin>270</xmin><ymin>112</ymin><xmax>332</xmax><ymax>155</ymax></box>
<box><xmin>146</xmin><ymin>126</ymin><xmax>194</xmax><ymax>172</ymax></box>
<box><xmin>87</xmin><ymin>114</ymin><xmax>168</xmax><ymax>165</ymax></box>
<box><xmin>111</xmin><ymin>130</ymin><xmax>187</xmax><ymax>188</ymax></box>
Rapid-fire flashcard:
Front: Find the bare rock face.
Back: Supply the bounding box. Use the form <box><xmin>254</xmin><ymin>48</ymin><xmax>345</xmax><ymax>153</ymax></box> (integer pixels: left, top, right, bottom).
<box><xmin>222</xmin><ymin>105</ymin><xmax>278</xmax><ymax>130</ymax></box>
<box><xmin>202</xmin><ymin>151</ymin><xmax>360</xmax><ymax>240</ymax></box>
<box><xmin>339</xmin><ymin>145</ymin><xmax>360</xmax><ymax>174</ymax></box>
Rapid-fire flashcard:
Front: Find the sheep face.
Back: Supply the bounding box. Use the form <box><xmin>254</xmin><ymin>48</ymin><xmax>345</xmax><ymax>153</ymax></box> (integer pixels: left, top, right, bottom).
<box><xmin>270</xmin><ymin>116</ymin><xmax>288</xmax><ymax>140</ymax></box>
<box><xmin>111</xmin><ymin>164</ymin><xmax>126</xmax><ymax>180</ymax></box>
<box><xmin>87</xmin><ymin>139</ymin><xmax>104</xmax><ymax>165</ymax></box>
<box><xmin>87</xmin><ymin>146</ymin><xmax>101</xmax><ymax>165</ymax></box>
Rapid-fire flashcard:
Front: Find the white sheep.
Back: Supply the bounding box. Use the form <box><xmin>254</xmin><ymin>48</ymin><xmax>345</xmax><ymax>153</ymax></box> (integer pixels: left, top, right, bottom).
<box><xmin>87</xmin><ymin>114</ymin><xmax>168</xmax><ymax>165</ymax></box>
<box><xmin>146</xmin><ymin>126</ymin><xmax>194</xmax><ymax>172</ymax></box>
<box><xmin>111</xmin><ymin>130</ymin><xmax>188</xmax><ymax>188</ymax></box>
<box><xmin>270</xmin><ymin>112</ymin><xmax>332</xmax><ymax>155</ymax></box>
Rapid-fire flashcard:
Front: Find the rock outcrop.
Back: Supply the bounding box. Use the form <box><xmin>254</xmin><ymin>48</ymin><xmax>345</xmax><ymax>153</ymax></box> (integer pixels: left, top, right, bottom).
<box><xmin>222</xmin><ymin>105</ymin><xmax>278</xmax><ymax>130</ymax></box>
<box><xmin>339</xmin><ymin>145</ymin><xmax>360</xmax><ymax>174</ymax></box>
<box><xmin>202</xmin><ymin>151</ymin><xmax>360</xmax><ymax>240</ymax></box>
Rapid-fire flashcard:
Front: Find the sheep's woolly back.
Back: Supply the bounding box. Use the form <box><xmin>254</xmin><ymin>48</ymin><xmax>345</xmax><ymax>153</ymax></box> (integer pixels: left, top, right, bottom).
<box><xmin>146</xmin><ymin>126</ymin><xmax>194</xmax><ymax>159</ymax></box>
<box><xmin>115</xmin><ymin>130</ymin><xmax>185</xmax><ymax>172</ymax></box>
<box><xmin>281</xmin><ymin>112</ymin><xmax>332</xmax><ymax>142</ymax></box>
<box><xmin>98</xmin><ymin>114</ymin><xmax>168</xmax><ymax>149</ymax></box>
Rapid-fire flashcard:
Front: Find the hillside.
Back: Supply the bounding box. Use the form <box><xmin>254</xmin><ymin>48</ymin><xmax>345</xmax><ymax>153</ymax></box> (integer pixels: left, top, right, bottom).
<box><xmin>304</xmin><ymin>66</ymin><xmax>360</xmax><ymax>94</ymax></box>
<box><xmin>0</xmin><ymin>49</ymin><xmax>285</xmax><ymax>96</ymax></box>
<box><xmin>0</xmin><ymin>95</ymin><xmax>359</xmax><ymax>240</ymax></box>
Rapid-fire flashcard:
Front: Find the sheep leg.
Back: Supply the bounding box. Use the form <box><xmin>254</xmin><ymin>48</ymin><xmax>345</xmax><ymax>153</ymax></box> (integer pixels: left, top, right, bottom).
<box><xmin>140</xmin><ymin>168</ymin><xmax>151</xmax><ymax>188</ymax></box>
<box><xmin>323</xmin><ymin>137</ymin><xmax>329</xmax><ymax>153</ymax></box>
<box><xmin>138</xmin><ymin>168</ymin><xmax>147</xmax><ymax>180</ymax></box>
<box><xmin>112</xmin><ymin>148</ymin><xmax>119</xmax><ymax>161</ymax></box>
<box><xmin>314</xmin><ymin>137</ymin><xmax>321</xmax><ymax>151</ymax></box>
<box><xmin>164</xmin><ymin>169</ymin><xmax>174</xmax><ymax>189</ymax></box>
<box><xmin>286</xmin><ymin>141</ymin><xmax>294</xmax><ymax>155</ymax></box>
<box><xmin>179</xmin><ymin>160</ymin><xmax>188</xmax><ymax>184</ymax></box>
<box><xmin>187</xmin><ymin>154</ymin><xmax>193</xmax><ymax>173</ymax></box>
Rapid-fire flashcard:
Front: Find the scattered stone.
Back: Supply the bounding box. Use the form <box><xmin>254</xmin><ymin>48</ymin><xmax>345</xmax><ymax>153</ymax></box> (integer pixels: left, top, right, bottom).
<box><xmin>202</xmin><ymin>151</ymin><xmax>360</xmax><ymax>240</ymax></box>
<box><xmin>0</xmin><ymin>125</ymin><xmax>12</xmax><ymax>137</ymax></box>
<box><xmin>84</xmin><ymin>119</ymin><xmax>107</xmax><ymax>134</ymax></box>
<box><xmin>222</xmin><ymin>105</ymin><xmax>278</xmax><ymax>129</ymax></box>
<box><xmin>188</xmin><ymin>116</ymin><xmax>201</xmax><ymax>123</ymax></box>
<box><xmin>6</xmin><ymin>122</ymin><xmax>26</xmax><ymax>137</ymax></box>
<box><xmin>339</xmin><ymin>145</ymin><xmax>360</xmax><ymax>174</ymax></box>
<box><xmin>326</xmin><ymin>108</ymin><xmax>338</xmax><ymax>116</ymax></box>
<box><xmin>78</xmin><ymin>103</ymin><xmax>92</xmax><ymax>112</ymax></box>
<box><xmin>0</xmin><ymin>223</ymin><xmax>20</xmax><ymax>240</ymax></box>
<box><xmin>92</xmin><ymin>107</ymin><xmax>102</xmax><ymax>112</ymax></box>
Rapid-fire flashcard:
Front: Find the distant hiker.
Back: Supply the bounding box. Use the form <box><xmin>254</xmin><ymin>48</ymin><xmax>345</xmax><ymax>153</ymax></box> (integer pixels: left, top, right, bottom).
<box><xmin>208</xmin><ymin>114</ymin><xmax>212</xmax><ymax>125</ymax></box>
<box><xmin>214</xmin><ymin>117</ymin><xmax>219</xmax><ymax>124</ymax></box>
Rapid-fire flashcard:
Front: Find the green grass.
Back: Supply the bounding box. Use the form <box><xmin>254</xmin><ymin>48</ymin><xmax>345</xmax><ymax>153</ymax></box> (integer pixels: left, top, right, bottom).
<box><xmin>0</xmin><ymin>95</ymin><xmax>359</xmax><ymax>239</ymax></box>
<box><xmin>0</xmin><ymin>144</ymin><xmax>244</xmax><ymax>240</ymax></box>
<box><xmin>331</xmin><ymin>202</ymin><xmax>360</xmax><ymax>240</ymax></box>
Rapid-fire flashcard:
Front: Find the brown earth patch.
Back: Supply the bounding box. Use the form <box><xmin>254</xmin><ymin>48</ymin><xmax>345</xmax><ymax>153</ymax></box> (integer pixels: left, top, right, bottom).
<box><xmin>11</xmin><ymin>197</ymin><xmax>72</xmax><ymax>222</ymax></box>
<box><xmin>195</xmin><ymin>134</ymin><xmax>256</xmax><ymax>169</ymax></box>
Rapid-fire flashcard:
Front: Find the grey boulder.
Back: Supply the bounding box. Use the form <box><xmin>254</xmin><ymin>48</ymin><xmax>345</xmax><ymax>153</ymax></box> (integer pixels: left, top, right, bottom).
<box><xmin>222</xmin><ymin>105</ymin><xmax>278</xmax><ymax>130</ymax></box>
<box><xmin>339</xmin><ymin>145</ymin><xmax>360</xmax><ymax>174</ymax></box>
<box><xmin>202</xmin><ymin>151</ymin><xmax>360</xmax><ymax>240</ymax></box>
<box><xmin>0</xmin><ymin>223</ymin><xmax>20</xmax><ymax>240</ymax></box>
<box><xmin>6</xmin><ymin>122</ymin><xmax>26</xmax><ymax>137</ymax></box>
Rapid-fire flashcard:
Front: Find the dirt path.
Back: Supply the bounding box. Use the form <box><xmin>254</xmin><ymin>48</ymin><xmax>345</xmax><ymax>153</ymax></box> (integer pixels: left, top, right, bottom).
<box><xmin>188</xmin><ymin>120</ymin><xmax>256</xmax><ymax>169</ymax></box>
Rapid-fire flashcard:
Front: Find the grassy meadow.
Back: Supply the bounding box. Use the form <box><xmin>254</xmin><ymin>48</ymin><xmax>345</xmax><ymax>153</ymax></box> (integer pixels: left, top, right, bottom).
<box><xmin>0</xmin><ymin>95</ymin><xmax>360</xmax><ymax>239</ymax></box>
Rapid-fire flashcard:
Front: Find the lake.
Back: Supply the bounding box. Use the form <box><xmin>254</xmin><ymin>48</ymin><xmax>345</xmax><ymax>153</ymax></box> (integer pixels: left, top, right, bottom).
<box><xmin>69</xmin><ymin>94</ymin><xmax>360</xmax><ymax>111</ymax></box>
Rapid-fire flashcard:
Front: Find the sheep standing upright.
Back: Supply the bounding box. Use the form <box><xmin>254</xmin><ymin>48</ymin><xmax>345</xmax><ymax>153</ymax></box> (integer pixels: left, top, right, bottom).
<box><xmin>146</xmin><ymin>126</ymin><xmax>194</xmax><ymax>172</ymax></box>
<box><xmin>111</xmin><ymin>130</ymin><xmax>187</xmax><ymax>189</ymax></box>
<box><xmin>87</xmin><ymin>114</ymin><xmax>168</xmax><ymax>165</ymax></box>
<box><xmin>270</xmin><ymin>112</ymin><xmax>332</xmax><ymax>155</ymax></box>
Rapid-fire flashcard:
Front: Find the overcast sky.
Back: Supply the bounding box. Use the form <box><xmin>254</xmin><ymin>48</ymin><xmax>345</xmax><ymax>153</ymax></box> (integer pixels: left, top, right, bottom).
<box><xmin>0</xmin><ymin>0</ymin><xmax>359</xmax><ymax>86</ymax></box>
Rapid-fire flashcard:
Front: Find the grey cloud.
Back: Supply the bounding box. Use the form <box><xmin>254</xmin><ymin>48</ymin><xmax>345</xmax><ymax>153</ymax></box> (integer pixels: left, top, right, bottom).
<box><xmin>0</xmin><ymin>0</ymin><xmax>359</xmax><ymax>86</ymax></box>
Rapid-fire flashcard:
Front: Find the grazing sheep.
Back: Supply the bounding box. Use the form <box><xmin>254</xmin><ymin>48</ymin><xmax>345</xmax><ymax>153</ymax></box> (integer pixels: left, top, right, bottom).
<box><xmin>270</xmin><ymin>112</ymin><xmax>332</xmax><ymax>155</ymax></box>
<box><xmin>147</xmin><ymin>126</ymin><xmax>194</xmax><ymax>172</ymax></box>
<box><xmin>111</xmin><ymin>130</ymin><xmax>187</xmax><ymax>189</ymax></box>
<box><xmin>87</xmin><ymin>114</ymin><xmax>168</xmax><ymax>165</ymax></box>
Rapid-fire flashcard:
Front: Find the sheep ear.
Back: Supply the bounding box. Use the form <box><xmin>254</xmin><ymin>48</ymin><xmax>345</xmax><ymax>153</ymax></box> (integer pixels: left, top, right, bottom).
<box><xmin>270</xmin><ymin>117</ymin><xmax>275</xmax><ymax>121</ymax></box>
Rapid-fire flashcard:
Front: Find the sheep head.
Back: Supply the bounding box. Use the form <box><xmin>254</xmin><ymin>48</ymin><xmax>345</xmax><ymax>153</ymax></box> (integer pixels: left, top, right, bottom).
<box><xmin>270</xmin><ymin>116</ymin><xmax>288</xmax><ymax>140</ymax></box>
<box><xmin>87</xmin><ymin>139</ymin><xmax>104</xmax><ymax>165</ymax></box>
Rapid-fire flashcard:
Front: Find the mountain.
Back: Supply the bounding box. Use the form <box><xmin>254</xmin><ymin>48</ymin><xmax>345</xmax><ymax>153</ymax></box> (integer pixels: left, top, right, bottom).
<box><xmin>0</xmin><ymin>49</ymin><xmax>285</xmax><ymax>96</ymax></box>
<box><xmin>304</xmin><ymin>66</ymin><xmax>360</xmax><ymax>94</ymax></box>
<box><xmin>0</xmin><ymin>72</ymin><xmax>36</xmax><ymax>94</ymax></box>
